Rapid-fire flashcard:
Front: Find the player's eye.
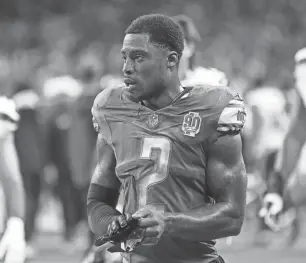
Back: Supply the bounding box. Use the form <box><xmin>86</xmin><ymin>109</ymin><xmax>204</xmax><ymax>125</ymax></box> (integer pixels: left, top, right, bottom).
<box><xmin>134</xmin><ymin>55</ymin><xmax>144</xmax><ymax>63</ymax></box>
<box><xmin>122</xmin><ymin>56</ymin><xmax>127</xmax><ymax>62</ymax></box>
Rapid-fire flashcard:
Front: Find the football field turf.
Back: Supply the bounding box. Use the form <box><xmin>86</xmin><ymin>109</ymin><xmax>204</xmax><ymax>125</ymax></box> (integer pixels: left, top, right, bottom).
<box><xmin>28</xmin><ymin>233</ymin><xmax>306</xmax><ymax>263</ymax></box>
<box><xmin>30</xmin><ymin>205</ymin><xmax>306</xmax><ymax>263</ymax></box>
<box><xmin>30</xmin><ymin>245</ymin><xmax>306</xmax><ymax>263</ymax></box>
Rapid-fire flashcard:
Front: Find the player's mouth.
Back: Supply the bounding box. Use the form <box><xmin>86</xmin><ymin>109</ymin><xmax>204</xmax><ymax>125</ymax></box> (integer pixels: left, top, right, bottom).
<box><xmin>124</xmin><ymin>78</ymin><xmax>137</xmax><ymax>88</ymax></box>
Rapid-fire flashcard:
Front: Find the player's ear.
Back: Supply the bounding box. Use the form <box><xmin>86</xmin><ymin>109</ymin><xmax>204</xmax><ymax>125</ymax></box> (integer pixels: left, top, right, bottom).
<box><xmin>167</xmin><ymin>51</ymin><xmax>179</xmax><ymax>68</ymax></box>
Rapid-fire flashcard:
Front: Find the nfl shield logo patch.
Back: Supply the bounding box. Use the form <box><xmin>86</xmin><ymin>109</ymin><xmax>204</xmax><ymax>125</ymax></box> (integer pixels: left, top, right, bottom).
<box><xmin>182</xmin><ymin>112</ymin><xmax>202</xmax><ymax>137</ymax></box>
<box><xmin>147</xmin><ymin>114</ymin><xmax>159</xmax><ymax>129</ymax></box>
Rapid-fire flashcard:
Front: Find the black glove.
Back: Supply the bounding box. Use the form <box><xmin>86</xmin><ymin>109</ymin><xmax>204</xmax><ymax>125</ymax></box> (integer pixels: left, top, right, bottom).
<box><xmin>94</xmin><ymin>214</ymin><xmax>139</xmax><ymax>247</ymax></box>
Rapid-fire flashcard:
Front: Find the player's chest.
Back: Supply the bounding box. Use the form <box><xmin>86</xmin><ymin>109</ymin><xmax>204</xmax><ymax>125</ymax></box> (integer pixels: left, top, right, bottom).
<box><xmin>108</xmin><ymin>111</ymin><xmax>213</xmax><ymax>155</ymax></box>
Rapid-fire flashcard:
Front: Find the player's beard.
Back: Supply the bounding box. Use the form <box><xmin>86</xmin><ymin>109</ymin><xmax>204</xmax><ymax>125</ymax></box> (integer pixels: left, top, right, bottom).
<box><xmin>137</xmin><ymin>77</ymin><xmax>167</xmax><ymax>102</ymax></box>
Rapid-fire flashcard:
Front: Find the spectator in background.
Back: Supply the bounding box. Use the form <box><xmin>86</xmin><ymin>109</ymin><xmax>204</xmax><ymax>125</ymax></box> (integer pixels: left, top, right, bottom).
<box><xmin>172</xmin><ymin>15</ymin><xmax>228</xmax><ymax>87</ymax></box>
<box><xmin>68</xmin><ymin>67</ymin><xmax>101</xmax><ymax>248</ymax></box>
<box><xmin>12</xmin><ymin>83</ymin><xmax>44</xmax><ymax>257</ymax></box>
<box><xmin>43</xmin><ymin>75</ymin><xmax>83</xmax><ymax>245</ymax></box>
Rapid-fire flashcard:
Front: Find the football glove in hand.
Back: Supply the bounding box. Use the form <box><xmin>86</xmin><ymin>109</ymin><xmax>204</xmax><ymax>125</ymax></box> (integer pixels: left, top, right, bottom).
<box><xmin>95</xmin><ymin>214</ymin><xmax>140</xmax><ymax>252</ymax></box>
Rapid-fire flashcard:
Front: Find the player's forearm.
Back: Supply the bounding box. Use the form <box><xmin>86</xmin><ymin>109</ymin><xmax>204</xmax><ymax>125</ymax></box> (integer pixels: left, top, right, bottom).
<box><xmin>87</xmin><ymin>183</ymin><xmax>121</xmax><ymax>236</ymax></box>
<box><xmin>279</xmin><ymin>134</ymin><xmax>304</xmax><ymax>179</ymax></box>
<box><xmin>165</xmin><ymin>202</ymin><xmax>243</xmax><ymax>241</ymax></box>
<box><xmin>87</xmin><ymin>201</ymin><xmax>121</xmax><ymax>236</ymax></box>
<box><xmin>271</xmin><ymin>121</ymin><xmax>306</xmax><ymax>194</ymax></box>
<box><xmin>2</xmin><ymin>175</ymin><xmax>25</xmax><ymax>219</ymax></box>
<box><xmin>0</xmin><ymin>136</ymin><xmax>25</xmax><ymax>219</ymax></box>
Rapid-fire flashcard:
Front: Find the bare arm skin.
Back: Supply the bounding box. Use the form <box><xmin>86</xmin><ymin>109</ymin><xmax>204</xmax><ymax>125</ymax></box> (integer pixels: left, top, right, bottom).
<box><xmin>164</xmin><ymin>134</ymin><xmax>247</xmax><ymax>241</ymax></box>
<box><xmin>0</xmin><ymin>134</ymin><xmax>25</xmax><ymax>219</ymax></box>
<box><xmin>87</xmin><ymin>134</ymin><xmax>122</xmax><ymax>236</ymax></box>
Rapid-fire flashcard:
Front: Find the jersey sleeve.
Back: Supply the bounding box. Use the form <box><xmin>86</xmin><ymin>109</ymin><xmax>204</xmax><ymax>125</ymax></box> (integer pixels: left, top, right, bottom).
<box><xmin>91</xmin><ymin>90</ymin><xmax>113</xmax><ymax>144</ymax></box>
<box><xmin>216</xmin><ymin>94</ymin><xmax>246</xmax><ymax>136</ymax></box>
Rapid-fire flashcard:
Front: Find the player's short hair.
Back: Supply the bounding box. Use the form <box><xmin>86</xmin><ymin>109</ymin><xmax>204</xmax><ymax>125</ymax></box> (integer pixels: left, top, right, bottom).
<box><xmin>125</xmin><ymin>14</ymin><xmax>184</xmax><ymax>58</ymax></box>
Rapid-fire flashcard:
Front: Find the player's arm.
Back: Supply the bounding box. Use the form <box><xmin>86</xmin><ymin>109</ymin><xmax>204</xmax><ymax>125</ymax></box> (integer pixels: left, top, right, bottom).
<box><xmin>0</xmin><ymin>134</ymin><xmax>25</xmax><ymax>221</ymax></box>
<box><xmin>268</xmin><ymin>101</ymin><xmax>306</xmax><ymax>194</ymax></box>
<box><xmin>87</xmin><ymin>133</ymin><xmax>122</xmax><ymax>237</ymax></box>
<box><xmin>0</xmin><ymin>133</ymin><xmax>26</xmax><ymax>262</ymax></box>
<box><xmin>163</xmin><ymin>135</ymin><xmax>247</xmax><ymax>241</ymax></box>
<box><xmin>260</xmin><ymin>99</ymin><xmax>306</xmax><ymax>218</ymax></box>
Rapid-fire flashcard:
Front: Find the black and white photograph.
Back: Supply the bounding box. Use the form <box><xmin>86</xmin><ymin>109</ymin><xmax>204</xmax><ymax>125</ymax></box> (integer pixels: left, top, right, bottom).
<box><xmin>0</xmin><ymin>1</ymin><xmax>305</xmax><ymax>262</ymax></box>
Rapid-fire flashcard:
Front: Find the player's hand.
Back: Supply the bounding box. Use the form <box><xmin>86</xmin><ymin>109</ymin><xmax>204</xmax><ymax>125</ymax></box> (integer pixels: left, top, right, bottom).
<box><xmin>0</xmin><ymin>217</ymin><xmax>26</xmax><ymax>263</ymax></box>
<box><xmin>259</xmin><ymin>193</ymin><xmax>284</xmax><ymax>218</ymax></box>
<box><xmin>107</xmin><ymin>214</ymin><xmax>132</xmax><ymax>238</ymax></box>
<box><xmin>132</xmin><ymin>206</ymin><xmax>167</xmax><ymax>246</ymax></box>
<box><xmin>259</xmin><ymin>192</ymin><xmax>284</xmax><ymax>232</ymax></box>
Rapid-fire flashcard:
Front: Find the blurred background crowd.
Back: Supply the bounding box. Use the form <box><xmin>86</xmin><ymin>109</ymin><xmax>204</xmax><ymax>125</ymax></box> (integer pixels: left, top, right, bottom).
<box><xmin>0</xmin><ymin>0</ymin><xmax>305</xmax><ymax>94</ymax></box>
<box><xmin>1</xmin><ymin>0</ymin><xmax>306</xmax><ymax>262</ymax></box>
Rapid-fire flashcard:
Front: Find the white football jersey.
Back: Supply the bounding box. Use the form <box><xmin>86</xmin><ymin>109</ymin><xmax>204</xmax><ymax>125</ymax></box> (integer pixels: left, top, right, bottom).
<box><xmin>244</xmin><ymin>87</ymin><xmax>289</xmax><ymax>156</ymax></box>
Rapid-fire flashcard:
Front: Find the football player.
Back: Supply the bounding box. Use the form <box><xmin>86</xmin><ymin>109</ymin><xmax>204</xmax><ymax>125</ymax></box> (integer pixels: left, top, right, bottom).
<box><xmin>260</xmin><ymin>48</ymin><xmax>306</xmax><ymax>230</ymax></box>
<box><xmin>83</xmin><ymin>16</ymin><xmax>231</xmax><ymax>263</ymax></box>
<box><xmin>87</xmin><ymin>14</ymin><xmax>247</xmax><ymax>263</ymax></box>
<box><xmin>0</xmin><ymin>96</ymin><xmax>26</xmax><ymax>263</ymax></box>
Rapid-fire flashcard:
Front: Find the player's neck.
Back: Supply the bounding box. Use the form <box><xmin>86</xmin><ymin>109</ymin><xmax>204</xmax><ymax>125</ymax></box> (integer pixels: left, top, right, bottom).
<box><xmin>143</xmin><ymin>80</ymin><xmax>183</xmax><ymax>110</ymax></box>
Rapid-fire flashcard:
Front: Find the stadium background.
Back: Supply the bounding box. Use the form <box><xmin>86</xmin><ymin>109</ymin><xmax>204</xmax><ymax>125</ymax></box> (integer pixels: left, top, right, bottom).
<box><xmin>1</xmin><ymin>0</ymin><xmax>306</xmax><ymax>262</ymax></box>
<box><xmin>0</xmin><ymin>0</ymin><xmax>305</xmax><ymax>95</ymax></box>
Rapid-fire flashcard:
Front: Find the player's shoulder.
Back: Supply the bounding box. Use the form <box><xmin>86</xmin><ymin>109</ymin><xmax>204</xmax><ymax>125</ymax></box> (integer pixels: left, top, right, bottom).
<box><xmin>188</xmin><ymin>85</ymin><xmax>246</xmax><ymax>136</ymax></box>
<box><xmin>189</xmin><ymin>84</ymin><xmax>235</xmax><ymax>107</ymax></box>
<box><xmin>93</xmin><ymin>85</ymin><xmax>124</xmax><ymax>110</ymax></box>
<box><xmin>214</xmin><ymin>88</ymin><xmax>246</xmax><ymax>136</ymax></box>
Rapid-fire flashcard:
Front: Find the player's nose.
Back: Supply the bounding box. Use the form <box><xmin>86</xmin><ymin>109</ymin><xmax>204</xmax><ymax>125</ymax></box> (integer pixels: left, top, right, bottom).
<box><xmin>122</xmin><ymin>58</ymin><xmax>134</xmax><ymax>75</ymax></box>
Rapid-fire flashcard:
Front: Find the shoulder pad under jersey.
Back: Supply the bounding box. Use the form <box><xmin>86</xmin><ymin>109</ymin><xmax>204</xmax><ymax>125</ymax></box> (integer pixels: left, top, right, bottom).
<box><xmin>188</xmin><ymin>85</ymin><xmax>246</xmax><ymax>136</ymax></box>
<box><xmin>92</xmin><ymin>85</ymin><xmax>123</xmax><ymax>111</ymax></box>
<box><xmin>188</xmin><ymin>84</ymin><xmax>233</xmax><ymax>109</ymax></box>
<box><xmin>91</xmin><ymin>86</ymin><xmax>123</xmax><ymax>136</ymax></box>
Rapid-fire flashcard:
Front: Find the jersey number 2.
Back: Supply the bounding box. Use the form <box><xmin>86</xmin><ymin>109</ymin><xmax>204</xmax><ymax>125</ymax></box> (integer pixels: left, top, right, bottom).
<box><xmin>138</xmin><ymin>137</ymin><xmax>171</xmax><ymax>209</ymax></box>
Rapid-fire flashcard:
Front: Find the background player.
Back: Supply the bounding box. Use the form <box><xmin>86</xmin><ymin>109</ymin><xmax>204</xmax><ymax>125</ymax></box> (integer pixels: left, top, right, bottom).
<box><xmin>0</xmin><ymin>96</ymin><xmax>26</xmax><ymax>263</ymax></box>
<box><xmin>260</xmin><ymin>47</ymin><xmax>306</xmax><ymax>235</ymax></box>
<box><xmin>87</xmin><ymin>14</ymin><xmax>247</xmax><ymax>263</ymax></box>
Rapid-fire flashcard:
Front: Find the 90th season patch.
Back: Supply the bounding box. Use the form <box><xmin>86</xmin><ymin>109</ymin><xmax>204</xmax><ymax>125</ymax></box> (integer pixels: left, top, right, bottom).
<box><xmin>182</xmin><ymin>112</ymin><xmax>202</xmax><ymax>137</ymax></box>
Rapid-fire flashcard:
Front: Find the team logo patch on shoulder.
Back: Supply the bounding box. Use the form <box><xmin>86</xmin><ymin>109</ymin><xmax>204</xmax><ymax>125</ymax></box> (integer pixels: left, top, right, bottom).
<box><xmin>182</xmin><ymin>112</ymin><xmax>202</xmax><ymax>137</ymax></box>
<box><xmin>92</xmin><ymin>117</ymin><xmax>100</xmax><ymax>133</ymax></box>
